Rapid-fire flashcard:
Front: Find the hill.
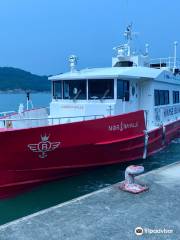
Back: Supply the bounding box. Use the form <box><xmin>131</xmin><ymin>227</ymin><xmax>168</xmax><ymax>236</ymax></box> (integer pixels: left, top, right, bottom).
<box><xmin>0</xmin><ymin>67</ymin><xmax>50</xmax><ymax>92</ymax></box>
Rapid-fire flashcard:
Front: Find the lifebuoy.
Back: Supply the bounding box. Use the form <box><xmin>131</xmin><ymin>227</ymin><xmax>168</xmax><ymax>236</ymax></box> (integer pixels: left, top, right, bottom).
<box><xmin>6</xmin><ymin>120</ymin><xmax>13</xmax><ymax>128</ymax></box>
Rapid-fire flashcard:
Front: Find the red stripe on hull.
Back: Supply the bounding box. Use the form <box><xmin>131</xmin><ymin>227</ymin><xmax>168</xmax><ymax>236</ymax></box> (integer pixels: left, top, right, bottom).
<box><xmin>0</xmin><ymin>110</ymin><xmax>179</xmax><ymax>199</ymax></box>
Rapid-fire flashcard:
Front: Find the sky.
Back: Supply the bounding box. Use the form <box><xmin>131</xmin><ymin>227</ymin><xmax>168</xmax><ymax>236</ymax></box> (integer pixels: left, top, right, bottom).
<box><xmin>0</xmin><ymin>0</ymin><xmax>179</xmax><ymax>75</ymax></box>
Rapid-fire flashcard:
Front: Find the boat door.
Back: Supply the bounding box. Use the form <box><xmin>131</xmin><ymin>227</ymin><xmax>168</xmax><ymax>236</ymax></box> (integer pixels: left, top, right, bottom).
<box><xmin>138</xmin><ymin>80</ymin><xmax>152</xmax><ymax>111</ymax></box>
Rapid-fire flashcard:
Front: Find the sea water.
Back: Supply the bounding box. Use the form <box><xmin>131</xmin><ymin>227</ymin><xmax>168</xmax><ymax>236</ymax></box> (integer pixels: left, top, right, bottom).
<box><xmin>0</xmin><ymin>92</ymin><xmax>51</xmax><ymax>112</ymax></box>
<box><xmin>0</xmin><ymin>92</ymin><xmax>179</xmax><ymax>225</ymax></box>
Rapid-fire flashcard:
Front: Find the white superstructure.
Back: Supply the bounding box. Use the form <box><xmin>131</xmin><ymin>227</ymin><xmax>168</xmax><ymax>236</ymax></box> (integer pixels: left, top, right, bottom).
<box><xmin>49</xmin><ymin>25</ymin><xmax>180</xmax><ymax>130</ymax></box>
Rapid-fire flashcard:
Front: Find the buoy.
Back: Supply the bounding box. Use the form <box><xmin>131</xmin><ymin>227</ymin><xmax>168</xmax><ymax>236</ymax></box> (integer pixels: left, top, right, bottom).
<box><xmin>6</xmin><ymin>120</ymin><xmax>13</xmax><ymax>128</ymax></box>
<box><xmin>119</xmin><ymin>165</ymin><xmax>148</xmax><ymax>194</ymax></box>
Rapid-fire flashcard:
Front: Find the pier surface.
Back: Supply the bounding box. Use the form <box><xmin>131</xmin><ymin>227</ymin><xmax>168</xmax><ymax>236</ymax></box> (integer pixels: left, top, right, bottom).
<box><xmin>0</xmin><ymin>162</ymin><xmax>180</xmax><ymax>240</ymax></box>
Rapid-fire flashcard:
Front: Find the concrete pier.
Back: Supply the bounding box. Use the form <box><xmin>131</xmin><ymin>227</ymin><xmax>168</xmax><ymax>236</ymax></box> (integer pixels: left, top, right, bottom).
<box><xmin>0</xmin><ymin>162</ymin><xmax>180</xmax><ymax>240</ymax></box>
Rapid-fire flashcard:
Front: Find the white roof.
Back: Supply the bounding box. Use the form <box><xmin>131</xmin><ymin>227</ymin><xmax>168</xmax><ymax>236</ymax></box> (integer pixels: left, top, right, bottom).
<box><xmin>49</xmin><ymin>66</ymin><xmax>163</xmax><ymax>81</ymax></box>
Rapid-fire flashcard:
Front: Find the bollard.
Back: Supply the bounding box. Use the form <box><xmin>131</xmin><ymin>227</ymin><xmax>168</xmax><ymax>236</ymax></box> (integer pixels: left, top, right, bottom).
<box><xmin>119</xmin><ymin>165</ymin><xmax>148</xmax><ymax>194</ymax></box>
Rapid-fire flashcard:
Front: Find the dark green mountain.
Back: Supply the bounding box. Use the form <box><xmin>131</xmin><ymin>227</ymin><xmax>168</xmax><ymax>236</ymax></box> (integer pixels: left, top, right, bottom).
<box><xmin>0</xmin><ymin>67</ymin><xmax>50</xmax><ymax>92</ymax></box>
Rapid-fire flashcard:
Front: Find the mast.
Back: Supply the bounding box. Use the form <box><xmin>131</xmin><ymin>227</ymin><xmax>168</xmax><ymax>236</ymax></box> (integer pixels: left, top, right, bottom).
<box><xmin>173</xmin><ymin>41</ymin><xmax>178</xmax><ymax>72</ymax></box>
<box><xmin>26</xmin><ymin>92</ymin><xmax>34</xmax><ymax>110</ymax></box>
<box><xmin>123</xmin><ymin>24</ymin><xmax>133</xmax><ymax>56</ymax></box>
<box><xmin>113</xmin><ymin>24</ymin><xmax>138</xmax><ymax>58</ymax></box>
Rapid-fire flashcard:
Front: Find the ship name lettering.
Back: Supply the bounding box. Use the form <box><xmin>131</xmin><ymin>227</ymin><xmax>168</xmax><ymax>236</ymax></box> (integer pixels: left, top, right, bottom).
<box><xmin>108</xmin><ymin>122</ymin><xmax>138</xmax><ymax>132</ymax></box>
<box><xmin>61</xmin><ymin>105</ymin><xmax>84</xmax><ymax>110</ymax></box>
<box><xmin>163</xmin><ymin>105</ymin><xmax>180</xmax><ymax>117</ymax></box>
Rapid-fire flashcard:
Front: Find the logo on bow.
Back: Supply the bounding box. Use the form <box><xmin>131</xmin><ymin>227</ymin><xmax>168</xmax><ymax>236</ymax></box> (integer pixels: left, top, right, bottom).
<box><xmin>28</xmin><ymin>134</ymin><xmax>60</xmax><ymax>158</ymax></box>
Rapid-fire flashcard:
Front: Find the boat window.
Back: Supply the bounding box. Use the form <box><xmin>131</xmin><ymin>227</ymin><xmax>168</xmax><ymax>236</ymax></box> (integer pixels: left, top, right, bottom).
<box><xmin>53</xmin><ymin>81</ymin><xmax>62</xmax><ymax>99</ymax></box>
<box><xmin>88</xmin><ymin>79</ymin><xmax>114</xmax><ymax>100</ymax></box>
<box><xmin>173</xmin><ymin>91</ymin><xmax>179</xmax><ymax>104</ymax></box>
<box><xmin>164</xmin><ymin>90</ymin><xmax>169</xmax><ymax>105</ymax></box>
<box><xmin>63</xmin><ymin>80</ymin><xmax>86</xmax><ymax>100</ymax></box>
<box><xmin>154</xmin><ymin>90</ymin><xmax>160</xmax><ymax>106</ymax></box>
<box><xmin>154</xmin><ymin>90</ymin><xmax>169</xmax><ymax>106</ymax></box>
<box><xmin>159</xmin><ymin>90</ymin><xmax>165</xmax><ymax>105</ymax></box>
<box><xmin>117</xmin><ymin>80</ymin><xmax>129</xmax><ymax>101</ymax></box>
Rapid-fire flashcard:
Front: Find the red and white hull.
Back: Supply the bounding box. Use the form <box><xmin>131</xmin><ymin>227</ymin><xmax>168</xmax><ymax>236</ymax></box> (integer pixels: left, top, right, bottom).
<box><xmin>0</xmin><ymin>110</ymin><xmax>179</xmax><ymax>199</ymax></box>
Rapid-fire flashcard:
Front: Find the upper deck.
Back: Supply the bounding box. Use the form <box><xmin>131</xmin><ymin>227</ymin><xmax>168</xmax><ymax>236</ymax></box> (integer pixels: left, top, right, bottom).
<box><xmin>49</xmin><ymin>24</ymin><xmax>180</xmax><ymax>84</ymax></box>
<box><xmin>47</xmin><ymin>25</ymin><xmax>180</xmax><ymax>129</ymax></box>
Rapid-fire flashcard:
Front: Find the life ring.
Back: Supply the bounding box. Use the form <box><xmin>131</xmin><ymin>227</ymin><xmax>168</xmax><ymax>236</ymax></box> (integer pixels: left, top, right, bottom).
<box><xmin>6</xmin><ymin>120</ymin><xmax>13</xmax><ymax>128</ymax></box>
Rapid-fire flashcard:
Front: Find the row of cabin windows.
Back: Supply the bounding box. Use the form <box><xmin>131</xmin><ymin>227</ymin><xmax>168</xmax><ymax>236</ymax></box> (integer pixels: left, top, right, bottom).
<box><xmin>154</xmin><ymin>90</ymin><xmax>180</xmax><ymax>106</ymax></box>
<box><xmin>53</xmin><ymin>79</ymin><xmax>130</xmax><ymax>101</ymax></box>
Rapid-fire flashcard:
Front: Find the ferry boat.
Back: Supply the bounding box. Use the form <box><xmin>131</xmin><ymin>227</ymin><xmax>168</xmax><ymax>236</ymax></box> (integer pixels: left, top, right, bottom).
<box><xmin>0</xmin><ymin>25</ymin><xmax>180</xmax><ymax>198</ymax></box>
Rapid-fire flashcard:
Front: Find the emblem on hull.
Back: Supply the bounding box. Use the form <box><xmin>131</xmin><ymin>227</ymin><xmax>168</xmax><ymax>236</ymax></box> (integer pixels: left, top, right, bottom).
<box><xmin>28</xmin><ymin>134</ymin><xmax>60</xmax><ymax>158</ymax></box>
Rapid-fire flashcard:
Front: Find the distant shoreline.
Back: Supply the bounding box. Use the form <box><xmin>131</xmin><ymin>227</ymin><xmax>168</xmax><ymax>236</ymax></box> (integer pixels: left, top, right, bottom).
<box><xmin>0</xmin><ymin>67</ymin><xmax>51</xmax><ymax>93</ymax></box>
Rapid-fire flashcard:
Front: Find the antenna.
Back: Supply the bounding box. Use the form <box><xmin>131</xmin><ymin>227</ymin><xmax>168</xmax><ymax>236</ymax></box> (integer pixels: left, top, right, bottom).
<box><xmin>123</xmin><ymin>23</ymin><xmax>138</xmax><ymax>56</ymax></box>
<box><xmin>124</xmin><ymin>23</ymin><xmax>133</xmax><ymax>42</ymax></box>
<box><xmin>173</xmin><ymin>41</ymin><xmax>178</xmax><ymax>71</ymax></box>
<box><xmin>26</xmin><ymin>91</ymin><xmax>33</xmax><ymax>110</ymax></box>
<box><xmin>145</xmin><ymin>43</ymin><xmax>149</xmax><ymax>56</ymax></box>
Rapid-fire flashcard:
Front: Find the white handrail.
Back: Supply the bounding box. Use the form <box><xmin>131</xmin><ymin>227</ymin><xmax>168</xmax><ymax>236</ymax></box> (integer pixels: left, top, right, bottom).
<box><xmin>0</xmin><ymin>111</ymin><xmax>15</xmax><ymax>116</ymax></box>
<box><xmin>0</xmin><ymin>114</ymin><xmax>105</xmax><ymax>129</ymax></box>
<box><xmin>0</xmin><ymin>114</ymin><xmax>104</xmax><ymax>122</ymax></box>
<box><xmin>150</xmin><ymin>57</ymin><xmax>180</xmax><ymax>69</ymax></box>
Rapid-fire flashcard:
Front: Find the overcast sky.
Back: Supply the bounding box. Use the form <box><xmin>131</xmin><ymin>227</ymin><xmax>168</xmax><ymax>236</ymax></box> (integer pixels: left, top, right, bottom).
<box><xmin>0</xmin><ymin>0</ymin><xmax>179</xmax><ymax>75</ymax></box>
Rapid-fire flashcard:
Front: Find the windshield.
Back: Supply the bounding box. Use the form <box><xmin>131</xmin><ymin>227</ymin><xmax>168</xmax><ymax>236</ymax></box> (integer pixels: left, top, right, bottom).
<box><xmin>88</xmin><ymin>79</ymin><xmax>114</xmax><ymax>99</ymax></box>
<box><xmin>53</xmin><ymin>81</ymin><xmax>62</xmax><ymax>99</ymax></box>
<box><xmin>52</xmin><ymin>79</ymin><xmax>114</xmax><ymax>100</ymax></box>
<box><xmin>63</xmin><ymin>80</ymin><xmax>86</xmax><ymax>99</ymax></box>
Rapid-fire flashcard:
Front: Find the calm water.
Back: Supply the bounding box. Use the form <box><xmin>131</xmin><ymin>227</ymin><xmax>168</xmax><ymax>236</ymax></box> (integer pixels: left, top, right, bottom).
<box><xmin>0</xmin><ymin>93</ymin><xmax>179</xmax><ymax>225</ymax></box>
<box><xmin>0</xmin><ymin>92</ymin><xmax>51</xmax><ymax>112</ymax></box>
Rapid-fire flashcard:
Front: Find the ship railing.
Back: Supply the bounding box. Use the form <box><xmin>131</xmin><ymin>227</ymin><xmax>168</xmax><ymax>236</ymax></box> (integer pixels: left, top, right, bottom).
<box><xmin>48</xmin><ymin>114</ymin><xmax>104</xmax><ymax>125</ymax></box>
<box><xmin>150</xmin><ymin>57</ymin><xmax>180</xmax><ymax>70</ymax></box>
<box><xmin>0</xmin><ymin>111</ymin><xmax>16</xmax><ymax>118</ymax></box>
<box><xmin>0</xmin><ymin>114</ymin><xmax>105</xmax><ymax>129</ymax></box>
